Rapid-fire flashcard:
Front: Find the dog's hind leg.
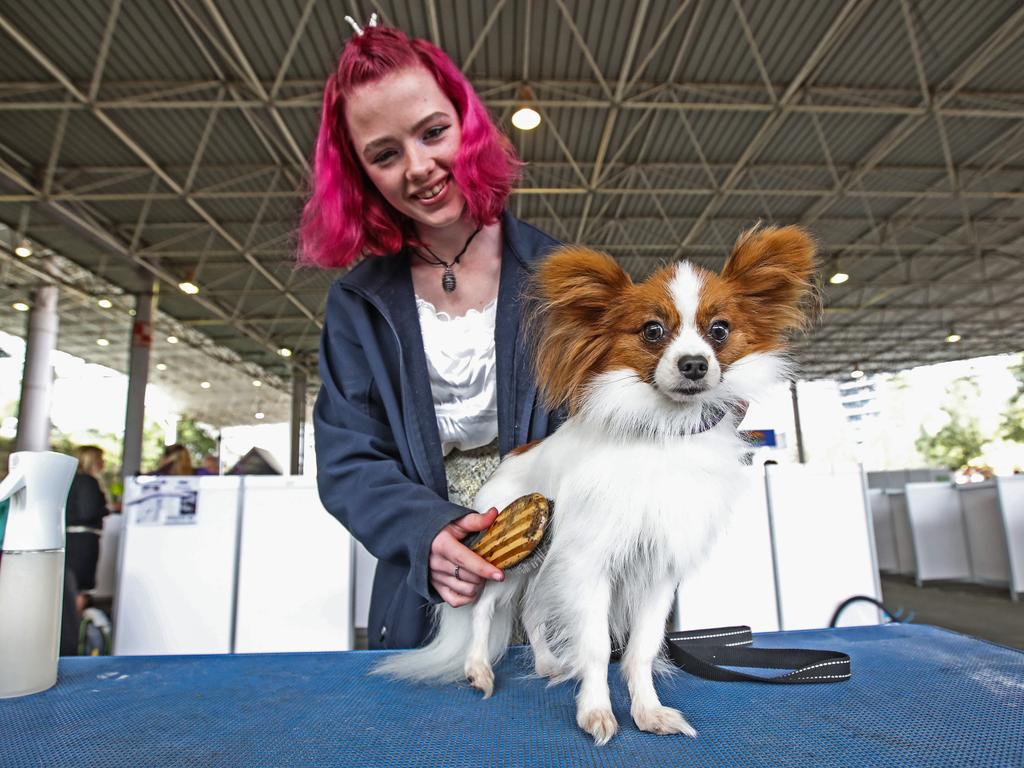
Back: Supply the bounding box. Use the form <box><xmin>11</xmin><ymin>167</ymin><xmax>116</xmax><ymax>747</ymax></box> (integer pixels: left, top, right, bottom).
<box><xmin>621</xmin><ymin>580</ymin><xmax>697</xmax><ymax>738</ymax></box>
<box><xmin>525</xmin><ymin>621</ymin><xmax>562</xmax><ymax>679</ymax></box>
<box><xmin>464</xmin><ymin>576</ymin><xmax>519</xmax><ymax>698</ymax></box>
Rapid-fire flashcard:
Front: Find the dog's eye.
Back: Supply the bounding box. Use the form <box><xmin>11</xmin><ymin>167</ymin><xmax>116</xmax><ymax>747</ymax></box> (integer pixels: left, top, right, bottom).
<box><xmin>708</xmin><ymin>320</ymin><xmax>730</xmax><ymax>343</ymax></box>
<box><xmin>641</xmin><ymin>321</ymin><xmax>666</xmax><ymax>343</ymax></box>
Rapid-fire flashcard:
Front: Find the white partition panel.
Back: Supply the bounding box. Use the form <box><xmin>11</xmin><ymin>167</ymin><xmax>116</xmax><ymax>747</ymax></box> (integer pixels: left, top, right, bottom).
<box><xmin>234</xmin><ymin>476</ymin><xmax>354</xmax><ymax>653</ymax></box>
<box><xmin>889</xmin><ymin>492</ymin><xmax>916</xmax><ymax>575</ymax></box>
<box><xmin>958</xmin><ymin>483</ymin><xmax>1010</xmax><ymax>586</ymax></box>
<box><xmin>904</xmin><ymin>482</ymin><xmax>970</xmax><ymax>584</ymax></box>
<box><xmin>674</xmin><ymin>466</ymin><xmax>779</xmax><ymax>633</ymax></box>
<box><xmin>353</xmin><ymin>541</ymin><xmax>377</xmax><ymax>630</ymax></box>
<box><xmin>996</xmin><ymin>476</ymin><xmax>1024</xmax><ymax>598</ymax></box>
<box><xmin>91</xmin><ymin>512</ymin><xmax>124</xmax><ymax>599</ymax></box>
<box><xmin>765</xmin><ymin>464</ymin><xmax>880</xmax><ymax>630</ymax></box>
<box><xmin>869</xmin><ymin>490</ymin><xmax>899</xmax><ymax>573</ymax></box>
<box><xmin>114</xmin><ymin>476</ymin><xmax>242</xmax><ymax>655</ymax></box>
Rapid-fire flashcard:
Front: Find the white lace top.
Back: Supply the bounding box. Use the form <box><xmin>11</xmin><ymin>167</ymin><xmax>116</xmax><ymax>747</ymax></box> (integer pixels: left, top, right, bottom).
<box><xmin>415</xmin><ymin>296</ymin><xmax>499</xmax><ymax>456</ymax></box>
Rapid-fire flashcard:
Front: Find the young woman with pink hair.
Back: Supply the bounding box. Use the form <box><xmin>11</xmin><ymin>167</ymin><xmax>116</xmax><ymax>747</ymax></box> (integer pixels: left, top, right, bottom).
<box><xmin>304</xmin><ymin>23</ymin><xmax>563</xmax><ymax>649</ymax></box>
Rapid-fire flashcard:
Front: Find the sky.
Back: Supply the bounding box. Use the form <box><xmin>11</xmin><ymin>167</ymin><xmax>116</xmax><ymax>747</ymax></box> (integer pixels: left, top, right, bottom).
<box><xmin>0</xmin><ymin>331</ymin><xmax>315</xmax><ymax>475</ymax></box>
<box><xmin>741</xmin><ymin>352</ymin><xmax>1023</xmax><ymax>474</ymax></box>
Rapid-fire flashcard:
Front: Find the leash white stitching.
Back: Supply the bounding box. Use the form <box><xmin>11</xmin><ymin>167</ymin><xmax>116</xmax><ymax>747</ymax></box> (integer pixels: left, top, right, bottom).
<box><xmin>680</xmin><ymin>629</ymin><xmax>750</xmax><ymax>641</ymax></box>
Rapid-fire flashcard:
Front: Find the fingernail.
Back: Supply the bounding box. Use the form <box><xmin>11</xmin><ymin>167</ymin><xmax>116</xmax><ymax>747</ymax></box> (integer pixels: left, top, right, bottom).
<box><xmin>493</xmin><ymin>572</ymin><xmax>504</xmax><ymax>581</ymax></box>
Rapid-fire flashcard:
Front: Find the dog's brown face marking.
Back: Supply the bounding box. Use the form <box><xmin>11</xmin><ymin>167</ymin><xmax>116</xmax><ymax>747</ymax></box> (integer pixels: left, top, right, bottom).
<box><xmin>531</xmin><ymin>227</ymin><xmax>817</xmax><ymax>413</ymax></box>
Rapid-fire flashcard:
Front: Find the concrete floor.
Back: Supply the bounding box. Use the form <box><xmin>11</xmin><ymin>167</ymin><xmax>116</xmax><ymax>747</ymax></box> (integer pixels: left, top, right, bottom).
<box><xmin>879</xmin><ymin>575</ymin><xmax>1024</xmax><ymax>650</ymax></box>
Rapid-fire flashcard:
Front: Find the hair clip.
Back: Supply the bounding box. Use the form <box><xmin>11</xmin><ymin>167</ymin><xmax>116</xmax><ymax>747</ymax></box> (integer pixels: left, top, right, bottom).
<box><xmin>344</xmin><ymin>12</ymin><xmax>379</xmax><ymax>36</ymax></box>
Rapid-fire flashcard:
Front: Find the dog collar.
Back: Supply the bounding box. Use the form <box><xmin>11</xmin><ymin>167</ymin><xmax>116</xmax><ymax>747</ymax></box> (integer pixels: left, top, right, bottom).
<box><xmin>689</xmin><ymin>403</ymin><xmax>729</xmax><ymax>434</ymax></box>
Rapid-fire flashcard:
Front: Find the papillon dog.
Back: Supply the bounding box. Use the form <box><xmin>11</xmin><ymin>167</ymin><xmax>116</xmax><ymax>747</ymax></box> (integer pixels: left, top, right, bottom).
<box><xmin>376</xmin><ymin>225</ymin><xmax>817</xmax><ymax>745</ymax></box>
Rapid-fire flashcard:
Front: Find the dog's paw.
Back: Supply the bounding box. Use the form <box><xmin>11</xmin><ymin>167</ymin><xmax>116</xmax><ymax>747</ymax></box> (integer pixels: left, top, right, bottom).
<box><xmin>632</xmin><ymin>705</ymin><xmax>697</xmax><ymax>738</ymax></box>
<box><xmin>577</xmin><ymin>707</ymin><xmax>619</xmax><ymax>746</ymax></box>
<box><xmin>464</xmin><ymin>659</ymin><xmax>494</xmax><ymax>698</ymax></box>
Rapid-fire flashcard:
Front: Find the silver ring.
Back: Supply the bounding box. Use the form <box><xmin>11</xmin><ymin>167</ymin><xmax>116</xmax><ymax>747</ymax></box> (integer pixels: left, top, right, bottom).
<box><xmin>454</xmin><ymin>565</ymin><xmax>461</xmax><ymax>580</ymax></box>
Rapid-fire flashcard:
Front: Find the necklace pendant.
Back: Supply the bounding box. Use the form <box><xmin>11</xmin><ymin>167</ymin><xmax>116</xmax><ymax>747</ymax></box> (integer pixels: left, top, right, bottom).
<box><xmin>442</xmin><ymin>266</ymin><xmax>456</xmax><ymax>293</ymax></box>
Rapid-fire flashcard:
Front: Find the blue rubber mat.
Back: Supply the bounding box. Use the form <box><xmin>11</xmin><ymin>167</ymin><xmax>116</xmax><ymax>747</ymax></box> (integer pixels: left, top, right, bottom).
<box><xmin>1</xmin><ymin>623</ymin><xmax>1021</xmax><ymax>767</ymax></box>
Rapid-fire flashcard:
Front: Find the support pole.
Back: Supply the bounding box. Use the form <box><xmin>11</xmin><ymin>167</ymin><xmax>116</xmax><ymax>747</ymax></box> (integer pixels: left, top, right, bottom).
<box><xmin>121</xmin><ymin>282</ymin><xmax>157</xmax><ymax>478</ymax></box>
<box><xmin>790</xmin><ymin>379</ymin><xmax>806</xmax><ymax>464</ymax></box>
<box><xmin>14</xmin><ymin>257</ymin><xmax>59</xmax><ymax>451</ymax></box>
<box><xmin>290</xmin><ymin>368</ymin><xmax>307</xmax><ymax>475</ymax></box>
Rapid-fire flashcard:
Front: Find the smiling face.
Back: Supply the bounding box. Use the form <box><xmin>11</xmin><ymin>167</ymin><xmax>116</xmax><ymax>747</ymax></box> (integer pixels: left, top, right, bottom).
<box><xmin>344</xmin><ymin>67</ymin><xmax>466</xmax><ymax>235</ymax></box>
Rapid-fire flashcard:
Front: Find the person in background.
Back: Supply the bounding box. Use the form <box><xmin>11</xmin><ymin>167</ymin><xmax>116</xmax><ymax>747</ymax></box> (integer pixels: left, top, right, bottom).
<box><xmin>303</xmin><ymin>21</ymin><xmax>563</xmax><ymax>649</ymax></box>
<box><xmin>66</xmin><ymin>445</ymin><xmax>111</xmax><ymax>612</ymax></box>
<box><xmin>194</xmin><ymin>454</ymin><xmax>220</xmax><ymax>476</ymax></box>
<box><xmin>154</xmin><ymin>443</ymin><xmax>193</xmax><ymax>476</ymax></box>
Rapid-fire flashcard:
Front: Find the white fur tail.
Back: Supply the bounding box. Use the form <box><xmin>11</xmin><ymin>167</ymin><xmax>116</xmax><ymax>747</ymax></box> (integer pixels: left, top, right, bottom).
<box><xmin>371</xmin><ymin>580</ymin><xmax>520</xmax><ymax>684</ymax></box>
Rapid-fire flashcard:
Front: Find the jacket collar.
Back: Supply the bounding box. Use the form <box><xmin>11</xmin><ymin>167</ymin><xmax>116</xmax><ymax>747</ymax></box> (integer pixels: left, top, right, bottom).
<box><xmin>339</xmin><ymin>211</ymin><xmax>555</xmax><ymax>493</ymax></box>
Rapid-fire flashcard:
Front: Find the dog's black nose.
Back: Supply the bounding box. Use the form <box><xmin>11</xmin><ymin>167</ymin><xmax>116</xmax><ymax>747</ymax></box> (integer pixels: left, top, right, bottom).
<box><xmin>678</xmin><ymin>355</ymin><xmax>708</xmax><ymax>381</ymax></box>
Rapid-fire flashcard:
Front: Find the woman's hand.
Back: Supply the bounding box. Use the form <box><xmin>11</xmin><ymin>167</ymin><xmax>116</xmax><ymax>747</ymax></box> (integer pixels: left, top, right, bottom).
<box><xmin>430</xmin><ymin>508</ymin><xmax>505</xmax><ymax>607</ymax></box>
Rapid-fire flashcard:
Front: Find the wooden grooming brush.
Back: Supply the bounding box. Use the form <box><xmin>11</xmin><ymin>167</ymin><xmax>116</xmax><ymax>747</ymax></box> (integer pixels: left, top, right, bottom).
<box><xmin>466</xmin><ymin>493</ymin><xmax>552</xmax><ymax>572</ymax></box>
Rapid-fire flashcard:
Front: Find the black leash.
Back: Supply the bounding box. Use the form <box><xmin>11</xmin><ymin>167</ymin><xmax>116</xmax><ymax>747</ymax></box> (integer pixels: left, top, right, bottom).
<box><xmin>829</xmin><ymin>595</ymin><xmax>909</xmax><ymax>627</ymax></box>
<box><xmin>664</xmin><ymin>626</ymin><xmax>851</xmax><ymax>684</ymax></box>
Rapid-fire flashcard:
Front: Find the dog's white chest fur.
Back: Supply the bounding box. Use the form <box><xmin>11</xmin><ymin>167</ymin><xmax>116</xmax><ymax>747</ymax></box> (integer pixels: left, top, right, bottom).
<box><xmin>477</xmin><ymin>416</ymin><xmax>748</xmax><ymax>596</ymax></box>
<box><xmin>550</xmin><ymin>423</ymin><xmax>740</xmax><ymax>573</ymax></box>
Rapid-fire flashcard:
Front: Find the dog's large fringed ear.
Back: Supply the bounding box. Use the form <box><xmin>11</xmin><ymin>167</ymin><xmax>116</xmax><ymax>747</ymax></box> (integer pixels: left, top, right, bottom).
<box><xmin>721</xmin><ymin>225</ymin><xmax>818</xmax><ymax>336</ymax></box>
<box><xmin>530</xmin><ymin>246</ymin><xmax>632</xmax><ymax>413</ymax></box>
<box><xmin>535</xmin><ymin>246</ymin><xmax>631</xmax><ymax>316</ymax></box>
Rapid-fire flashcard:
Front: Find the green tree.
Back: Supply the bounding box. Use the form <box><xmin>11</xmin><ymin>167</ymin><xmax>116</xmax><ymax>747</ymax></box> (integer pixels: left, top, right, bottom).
<box><xmin>142</xmin><ymin>420</ymin><xmax>168</xmax><ymax>473</ymax></box>
<box><xmin>915</xmin><ymin>377</ymin><xmax>989</xmax><ymax>470</ymax></box>
<box><xmin>999</xmin><ymin>360</ymin><xmax>1024</xmax><ymax>444</ymax></box>
<box><xmin>176</xmin><ymin>417</ymin><xmax>217</xmax><ymax>462</ymax></box>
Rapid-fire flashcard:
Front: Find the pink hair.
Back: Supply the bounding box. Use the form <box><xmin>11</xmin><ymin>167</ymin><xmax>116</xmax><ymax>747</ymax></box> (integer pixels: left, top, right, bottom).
<box><xmin>298</xmin><ymin>26</ymin><xmax>520</xmax><ymax>269</ymax></box>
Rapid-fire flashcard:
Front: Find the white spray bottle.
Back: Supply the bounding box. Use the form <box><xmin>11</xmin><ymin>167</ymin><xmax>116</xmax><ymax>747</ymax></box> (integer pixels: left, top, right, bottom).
<box><xmin>0</xmin><ymin>450</ymin><xmax>78</xmax><ymax>698</ymax></box>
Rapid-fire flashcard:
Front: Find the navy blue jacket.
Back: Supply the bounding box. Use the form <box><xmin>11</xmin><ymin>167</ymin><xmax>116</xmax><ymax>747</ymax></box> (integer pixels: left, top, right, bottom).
<box><xmin>315</xmin><ymin>212</ymin><xmax>563</xmax><ymax>649</ymax></box>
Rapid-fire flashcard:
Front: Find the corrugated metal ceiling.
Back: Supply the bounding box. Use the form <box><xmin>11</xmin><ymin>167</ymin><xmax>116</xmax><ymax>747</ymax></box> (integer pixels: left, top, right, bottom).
<box><xmin>0</xmin><ymin>0</ymin><xmax>1022</xmax><ymax>427</ymax></box>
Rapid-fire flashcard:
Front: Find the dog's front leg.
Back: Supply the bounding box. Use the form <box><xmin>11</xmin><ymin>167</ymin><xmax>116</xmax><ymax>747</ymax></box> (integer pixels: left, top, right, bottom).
<box><xmin>465</xmin><ymin>575</ymin><xmax>522</xmax><ymax>697</ymax></box>
<box><xmin>622</xmin><ymin>580</ymin><xmax>697</xmax><ymax>738</ymax></box>
<box><xmin>464</xmin><ymin>589</ymin><xmax>496</xmax><ymax>697</ymax></box>
<box><xmin>573</xmin><ymin>577</ymin><xmax>618</xmax><ymax>745</ymax></box>
<box><xmin>464</xmin><ymin>581</ymin><xmax>502</xmax><ymax>697</ymax></box>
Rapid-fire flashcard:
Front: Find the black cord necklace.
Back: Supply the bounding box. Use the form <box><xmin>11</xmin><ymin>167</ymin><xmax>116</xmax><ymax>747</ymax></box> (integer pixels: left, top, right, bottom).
<box><xmin>414</xmin><ymin>226</ymin><xmax>482</xmax><ymax>293</ymax></box>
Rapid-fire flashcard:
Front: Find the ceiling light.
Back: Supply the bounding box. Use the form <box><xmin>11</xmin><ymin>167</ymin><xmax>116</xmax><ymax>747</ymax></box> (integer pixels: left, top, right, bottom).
<box><xmin>511</xmin><ymin>85</ymin><xmax>541</xmax><ymax>131</ymax></box>
<box><xmin>512</xmin><ymin>106</ymin><xmax>541</xmax><ymax>131</ymax></box>
<box><xmin>278</xmin><ymin>347</ymin><xmax>292</xmax><ymax>357</ymax></box>
<box><xmin>97</xmin><ymin>298</ymin><xmax>113</xmax><ymax>309</ymax></box>
<box><xmin>254</xmin><ymin>411</ymin><xmax>265</xmax><ymax>420</ymax></box>
<box><xmin>166</xmin><ymin>335</ymin><xmax>179</xmax><ymax>344</ymax></box>
<box><xmin>14</xmin><ymin>240</ymin><xmax>32</xmax><ymax>258</ymax></box>
<box><xmin>177</xmin><ymin>266</ymin><xmax>201</xmax><ymax>295</ymax></box>
<box><xmin>829</xmin><ymin>272</ymin><xmax>849</xmax><ymax>285</ymax></box>
<box><xmin>945</xmin><ymin>330</ymin><xmax>961</xmax><ymax>343</ymax></box>
<box><xmin>12</xmin><ymin>301</ymin><xmax>29</xmax><ymax>312</ymax></box>
<box><xmin>512</xmin><ymin>105</ymin><xmax>544</xmax><ymax>132</ymax></box>
<box><xmin>200</xmin><ymin>381</ymin><xmax>211</xmax><ymax>389</ymax></box>
<box><xmin>850</xmin><ymin>365</ymin><xmax>864</xmax><ymax>379</ymax></box>
<box><xmin>156</xmin><ymin>363</ymin><xmax>168</xmax><ymax>371</ymax></box>
<box><xmin>252</xmin><ymin>380</ymin><xmax>262</xmax><ymax>387</ymax></box>
<box><xmin>96</xmin><ymin>338</ymin><xmax>110</xmax><ymax>347</ymax></box>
